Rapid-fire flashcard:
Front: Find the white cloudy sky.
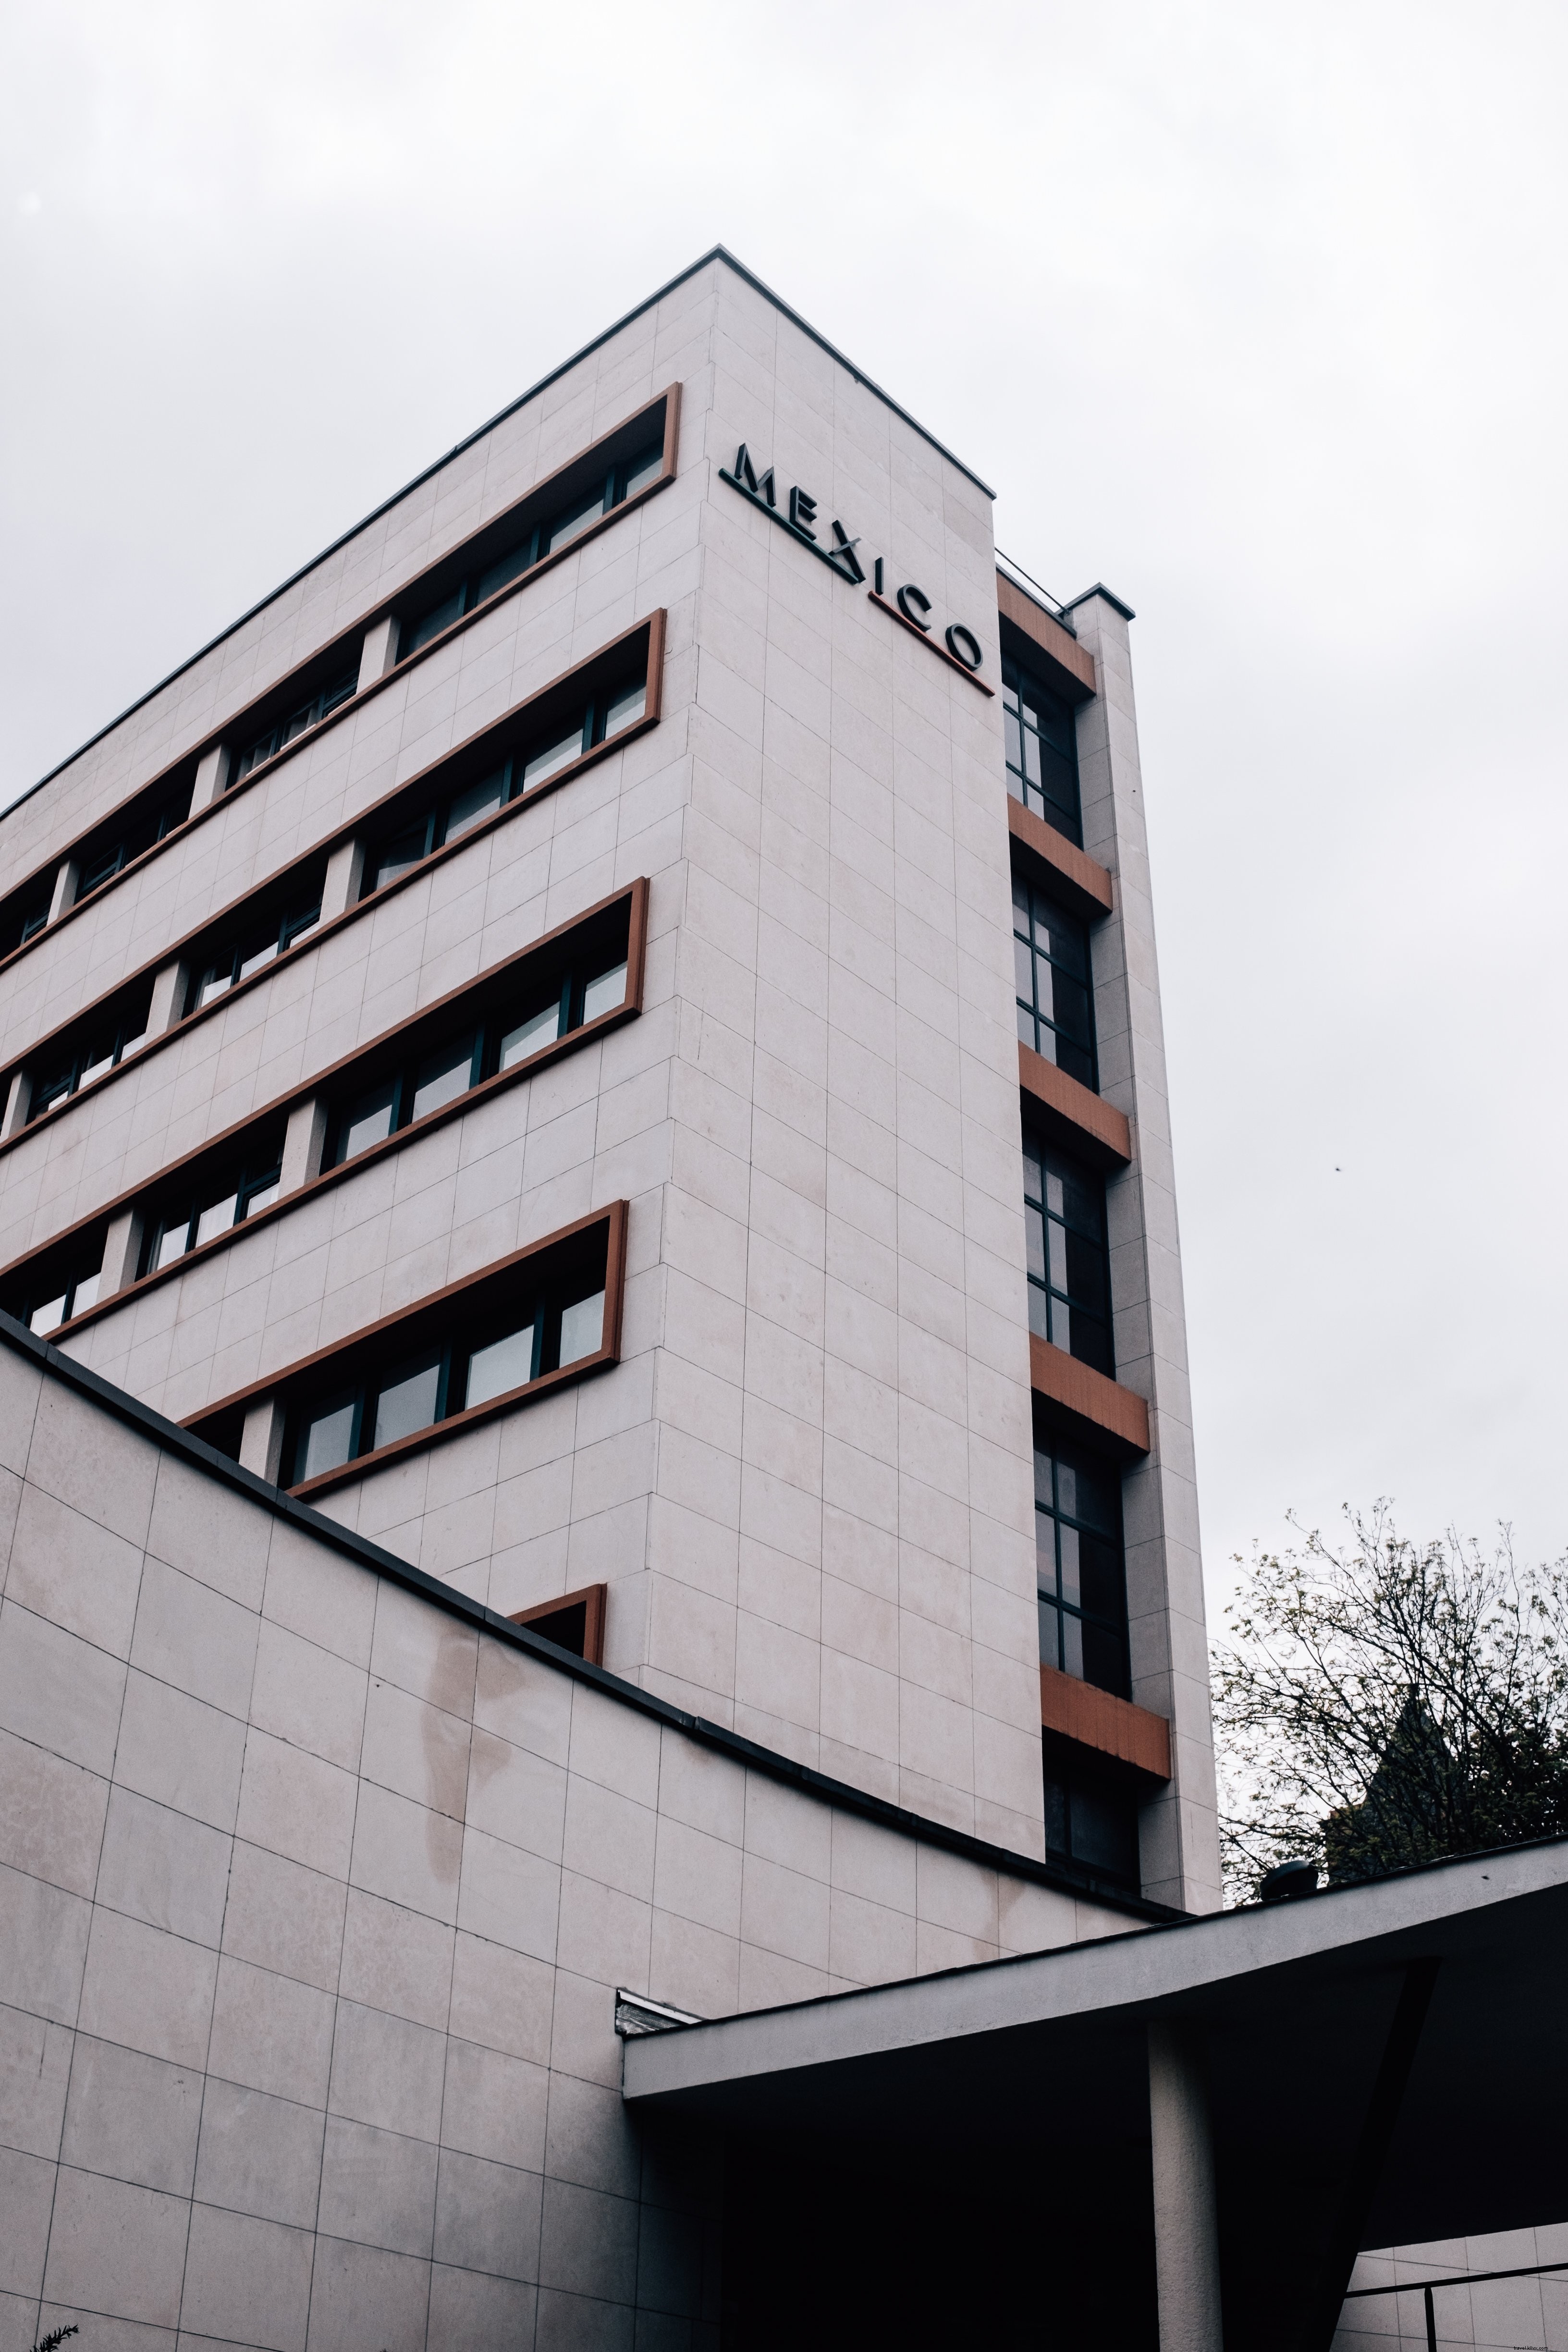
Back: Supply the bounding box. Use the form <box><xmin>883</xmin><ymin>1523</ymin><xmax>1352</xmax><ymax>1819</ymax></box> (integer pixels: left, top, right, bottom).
<box><xmin>3</xmin><ymin>0</ymin><xmax>1566</xmax><ymax>1613</ymax></box>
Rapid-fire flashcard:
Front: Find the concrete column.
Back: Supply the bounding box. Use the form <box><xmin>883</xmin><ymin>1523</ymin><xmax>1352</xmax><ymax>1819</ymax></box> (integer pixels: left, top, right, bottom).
<box><xmin>1066</xmin><ymin>587</ymin><xmax>1222</xmax><ymax>1915</ymax></box>
<box><xmin>356</xmin><ymin>615</ymin><xmax>399</xmax><ymax>693</ymax></box>
<box><xmin>100</xmin><ymin>1207</ymin><xmax>145</xmax><ymax>1297</ymax></box>
<box><xmin>47</xmin><ymin>858</ymin><xmax>80</xmax><ymax>924</ymax></box>
<box><xmin>147</xmin><ymin>957</ymin><xmax>188</xmax><ymax>1035</ymax></box>
<box><xmin>320</xmin><ymin>837</ymin><xmax>366</xmax><ymax>925</ymax></box>
<box><xmin>1148</xmin><ymin>2022</ymin><xmax>1223</xmax><ymax>2352</ymax></box>
<box><xmin>239</xmin><ymin>1396</ymin><xmax>286</xmax><ymax>1484</ymax></box>
<box><xmin>1</xmin><ymin>1068</ymin><xmax>32</xmax><ymax>1140</ymax></box>
<box><xmin>190</xmin><ymin>743</ymin><xmax>231</xmax><ymax>816</ymax></box>
<box><xmin>281</xmin><ymin>1095</ymin><xmax>329</xmax><ymax>1193</ymax></box>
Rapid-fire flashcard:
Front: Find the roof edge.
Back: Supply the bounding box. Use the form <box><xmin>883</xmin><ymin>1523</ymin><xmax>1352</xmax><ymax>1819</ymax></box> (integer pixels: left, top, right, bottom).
<box><xmin>5</xmin><ymin>247</ymin><xmax>992</xmax><ymax>823</ymax></box>
<box><xmin>0</xmin><ymin>1308</ymin><xmax>1168</xmax><ymax>1925</ymax></box>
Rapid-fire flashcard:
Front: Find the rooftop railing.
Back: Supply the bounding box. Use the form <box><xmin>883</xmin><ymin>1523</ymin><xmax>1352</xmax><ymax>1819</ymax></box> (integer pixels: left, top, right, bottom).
<box><xmin>995</xmin><ymin>549</ymin><xmax>1078</xmax><ymax>636</ymax></box>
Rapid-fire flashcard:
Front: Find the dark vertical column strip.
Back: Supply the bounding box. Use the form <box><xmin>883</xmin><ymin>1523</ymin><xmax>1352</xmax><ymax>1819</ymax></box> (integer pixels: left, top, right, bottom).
<box><xmin>1297</xmin><ymin>1957</ymin><xmax>1440</xmax><ymax>2352</ymax></box>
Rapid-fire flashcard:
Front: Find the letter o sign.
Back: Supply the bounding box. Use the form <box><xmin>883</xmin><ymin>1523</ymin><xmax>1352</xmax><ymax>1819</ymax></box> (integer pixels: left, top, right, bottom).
<box><xmin>944</xmin><ymin>624</ymin><xmax>983</xmax><ymax>673</ymax></box>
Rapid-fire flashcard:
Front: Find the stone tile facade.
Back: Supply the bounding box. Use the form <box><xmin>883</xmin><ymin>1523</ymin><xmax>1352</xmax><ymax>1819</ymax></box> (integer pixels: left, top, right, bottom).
<box><xmin>0</xmin><ymin>1319</ymin><xmax>1128</xmax><ymax>2350</ymax></box>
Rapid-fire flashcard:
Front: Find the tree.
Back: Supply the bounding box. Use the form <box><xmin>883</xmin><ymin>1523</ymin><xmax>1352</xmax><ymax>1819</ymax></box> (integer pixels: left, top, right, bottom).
<box><xmin>1211</xmin><ymin>1504</ymin><xmax>1568</xmax><ymax>1902</ymax></box>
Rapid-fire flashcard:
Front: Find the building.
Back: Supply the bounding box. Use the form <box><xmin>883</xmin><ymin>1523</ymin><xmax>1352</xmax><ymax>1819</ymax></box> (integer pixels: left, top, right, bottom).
<box><xmin>4</xmin><ymin>246</ymin><xmax>1445</xmax><ymax>2348</ymax></box>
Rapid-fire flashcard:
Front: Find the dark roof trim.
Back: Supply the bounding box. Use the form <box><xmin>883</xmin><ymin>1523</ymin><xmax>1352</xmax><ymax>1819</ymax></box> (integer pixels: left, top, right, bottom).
<box><xmin>0</xmin><ymin>1309</ymin><xmax>1172</xmax><ymax>1926</ymax></box>
<box><xmin>6</xmin><ymin>248</ymin><xmax>993</xmax><ymax>824</ymax></box>
<box><xmin>1063</xmin><ymin>581</ymin><xmax>1137</xmax><ymax>623</ymax></box>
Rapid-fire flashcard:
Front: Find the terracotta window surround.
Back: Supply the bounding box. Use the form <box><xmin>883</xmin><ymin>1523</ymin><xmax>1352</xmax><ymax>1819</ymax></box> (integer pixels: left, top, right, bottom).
<box><xmin>1006</xmin><ymin>797</ymin><xmax>1113</xmax><ymax>924</ymax></box>
<box><xmin>1029</xmin><ymin>1330</ymin><xmax>1150</xmax><ymax>1458</ymax></box>
<box><xmin>0</xmin><ymin>881</ymin><xmax>648</xmax><ymax>1339</ymax></box>
<box><xmin>1040</xmin><ymin>1663</ymin><xmax>1171</xmax><ymax>1784</ymax></box>
<box><xmin>0</xmin><ymin>614</ymin><xmax>665</xmax><ymax>1160</ymax></box>
<box><xmin>509</xmin><ymin>1583</ymin><xmax>607</xmax><ymax>1667</ymax></box>
<box><xmin>996</xmin><ymin>571</ymin><xmax>1097</xmax><ymax>703</ymax></box>
<box><xmin>184</xmin><ymin>1201</ymin><xmax>628</xmax><ymax>1498</ymax></box>
<box><xmin>0</xmin><ymin>386</ymin><xmax>681</xmax><ymax>981</ymax></box>
<box><xmin>1018</xmin><ymin>1041</ymin><xmax>1131</xmax><ymax>1173</ymax></box>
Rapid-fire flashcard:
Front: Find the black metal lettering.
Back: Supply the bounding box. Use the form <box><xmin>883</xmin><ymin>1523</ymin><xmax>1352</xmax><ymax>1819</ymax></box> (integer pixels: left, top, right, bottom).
<box><xmin>829</xmin><ymin>521</ymin><xmax>865</xmax><ymax>584</ymax></box>
<box><xmin>944</xmin><ymin>624</ymin><xmax>983</xmax><ymax>672</ymax></box>
<box><xmin>789</xmin><ymin>487</ymin><xmax>819</xmax><ymax>539</ymax></box>
<box><xmin>896</xmin><ymin>584</ymin><xmax>932</xmax><ymax>630</ymax></box>
<box><xmin>731</xmin><ymin>444</ymin><xmax>758</xmax><ymax>494</ymax></box>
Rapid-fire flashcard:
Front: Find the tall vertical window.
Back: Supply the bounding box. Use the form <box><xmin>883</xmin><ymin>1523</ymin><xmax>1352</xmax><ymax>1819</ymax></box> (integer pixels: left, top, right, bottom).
<box><xmin>1003</xmin><ymin>657</ymin><xmax>1081</xmax><ymax>844</ymax></box>
<box><xmin>1024</xmin><ymin>1131</ymin><xmax>1113</xmax><ymax>1374</ymax></box>
<box><xmin>1014</xmin><ymin>879</ymin><xmax>1095</xmax><ymax>1089</ymax></box>
<box><xmin>1034</xmin><ymin>1438</ymin><xmax>1127</xmax><ymax>1697</ymax></box>
<box><xmin>1041</xmin><ymin>1755</ymin><xmax>1141</xmax><ymax>1889</ymax></box>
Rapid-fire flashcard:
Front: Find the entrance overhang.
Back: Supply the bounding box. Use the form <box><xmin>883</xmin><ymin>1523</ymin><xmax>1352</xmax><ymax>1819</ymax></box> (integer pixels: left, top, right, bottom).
<box><xmin>625</xmin><ymin>1837</ymin><xmax>1568</xmax><ymax>2349</ymax></box>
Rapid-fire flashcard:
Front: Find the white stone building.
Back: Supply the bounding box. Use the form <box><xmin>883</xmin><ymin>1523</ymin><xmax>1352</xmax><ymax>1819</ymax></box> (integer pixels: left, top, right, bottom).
<box><xmin>0</xmin><ymin>249</ymin><xmax>1238</xmax><ymax>2348</ymax></box>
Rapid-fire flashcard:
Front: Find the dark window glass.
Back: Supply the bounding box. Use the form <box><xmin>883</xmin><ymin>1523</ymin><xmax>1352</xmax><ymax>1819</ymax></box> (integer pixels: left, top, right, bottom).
<box><xmin>144</xmin><ymin>1152</ymin><xmax>283</xmax><ymax>1277</ymax></box>
<box><xmin>234</xmin><ymin>667</ymin><xmax>357</xmax><ymax>783</ymax></box>
<box><xmin>396</xmin><ymin>441</ymin><xmax>662</xmax><ymax>662</ymax></box>
<box><xmin>1003</xmin><ymin>656</ymin><xmax>1081</xmax><ymax>844</ymax></box>
<box><xmin>1035</xmin><ymin>1438</ymin><xmax>1127</xmax><ymax>1698</ymax></box>
<box><xmin>363</xmin><ymin>674</ymin><xmax>647</xmax><ymax>898</ymax></box>
<box><xmin>1023</xmin><ymin>1129</ymin><xmax>1113</xmax><ymax>1375</ymax></box>
<box><xmin>72</xmin><ymin>794</ymin><xmax>191</xmax><ymax>910</ymax></box>
<box><xmin>328</xmin><ymin>949</ymin><xmax>627</xmax><ymax>1168</ymax></box>
<box><xmin>191</xmin><ymin>894</ymin><xmax>322</xmax><ymax>1015</ymax></box>
<box><xmin>1013</xmin><ymin>877</ymin><xmax>1095</xmax><ymax>1089</ymax></box>
<box><xmin>28</xmin><ymin>1003</ymin><xmax>152</xmax><ymax>1121</ymax></box>
<box><xmin>1042</xmin><ymin>1755</ymin><xmax>1140</xmax><ymax>1887</ymax></box>
<box><xmin>288</xmin><ymin>1271</ymin><xmax>605</xmax><ymax>1485</ymax></box>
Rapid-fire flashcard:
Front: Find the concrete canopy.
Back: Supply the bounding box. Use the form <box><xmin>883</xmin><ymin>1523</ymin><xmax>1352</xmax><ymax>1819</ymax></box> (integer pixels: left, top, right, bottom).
<box><xmin>625</xmin><ymin>1837</ymin><xmax>1568</xmax><ymax>2350</ymax></box>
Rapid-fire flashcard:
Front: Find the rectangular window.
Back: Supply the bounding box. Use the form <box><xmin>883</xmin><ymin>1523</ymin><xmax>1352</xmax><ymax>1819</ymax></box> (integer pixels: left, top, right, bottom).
<box><xmin>363</xmin><ymin>672</ymin><xmax>647</xmax><ymax>898</ymax></box>
<box><xmin>1042</xmin><ymin>1754</ymin><xmax>1141</xmax><ymax>1888</ymax></box>
<box><xmin>397</xmin><ymin>439</ymin><xmax>664</xmax><ymax>662</ymax></box>
<box><xmin>1014</xmin><ymin>878</ymin><xmax>1095</xmax><ymax>1089</ymax></box>
<box><xmin>191</xmin><ymin>890</ymin><xmax>323</xmax><ymax>1015</ymax></box>
<box><xmin>26</xmin><ymin>1257</ymin><xmax>103</xmax><ymax>1338</ymax></box>
<box><xmin>330</xmin><ymin>939</ymin><xmax>626</xmax><ymax>1168</ymax></box>
<box><xmin>1035</xmin><ymin>1438</ymin><xmax>1128</xmax><ymax>1698</ymax></box>
<box><xmin>28</xmin><ymin>995</ymin><xmax>153</xmax><ymax>1122</ymax></box>
<box><xmin>72</xmin><ymin>788</ymin><xmax>193</xmax><ymax>912</ymax></box>
<box><xmin>233</xmin><ymin>665</ymin><xmax>358</xmax><ymax>784</ymax></box>
<box><xmin>1003</xmin><ymin>656</ymin><xmax>1082</xmax><ymax>843</ymax></box>
<box><xmin>285</xmin><ymin>1271</ymin><xmax>606</xmax><ymax>1486</ymax></box>
<box><xmin>181</xmin><ymin>1209</ymin><xmax>628</xmax><ymax>1494</ymax></box>
<box><xmin>1023</xmin><ymin>1129</ymin><xmax>1113</xmax><ymax>1375</ymax></box>
<box><xmin>142</xmin><ymin>1148</ymin><xmax>284</xmax><ymax>1278</ymax></box>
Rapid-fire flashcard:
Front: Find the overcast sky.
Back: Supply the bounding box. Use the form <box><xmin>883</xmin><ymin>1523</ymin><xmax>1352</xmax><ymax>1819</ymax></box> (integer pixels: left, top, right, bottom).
<box><xmin>3</xmin><ymin>0</ymin><xmax>1566</xmax><ymax>1615</ymax></box>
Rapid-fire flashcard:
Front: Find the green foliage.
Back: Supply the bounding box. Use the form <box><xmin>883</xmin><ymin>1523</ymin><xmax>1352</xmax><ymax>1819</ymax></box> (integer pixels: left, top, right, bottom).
<box><xmin>31</xmin><ymin>2328</ymin><xmax>80</xmax><ymax>2352</ymax></box>
<box><xmin>1212</xmin><ymin>1505</ymin><xmax>1568</xmax><ymax>1903</ymax></box>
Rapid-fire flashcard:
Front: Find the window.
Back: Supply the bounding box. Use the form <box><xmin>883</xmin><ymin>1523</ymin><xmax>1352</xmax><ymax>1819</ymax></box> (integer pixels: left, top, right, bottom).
<box><xmin>26</xmin><ymin>1257</ymin><xmax>103</xmax><ymax>1337</ymax></box>
<box><xmin>233</xmin><ymin>665</ymin><xmax>358</xmax><ymax>783</ymax></box>
<box><xmin>143</xmin><ymin>1149</ymin><xmax>284</xmax><ymax>1276</ymax></box>
<box><xmin>1042</xmin><ymin>1753</ymin><xmax>1141</xmax><ymax>1888</ymax></box>
<box><xmin>1023</xmin><ymin>1129</ymin><xmax>1113</xmax><ymax>1374</ymax></box>
<box><xmin>1013</xmin><ymin>878</ymin><xmax>1095</xmax><ymax>1089</ymax></box>
<box><xmin>397</xmin><ymin>442</ymin><xmax>663</xmax><ymax>663</ymax></box>
<box><xmin>191</xmin><ymin>891</ymin><xmax>322</xmax><ymax>1014</ymax></box>
<box><xmin>1003</xmin><ymin>656</ymin><xmax>1081</xmax><ymax>843</ymax></box>
<box><xmin>1034</xmin><ymin>1438</ymin><xmax>1128</xmax><ymax>1697</ymax></box>
<box><xmin>73</xmin><ymin>789</ymin><xmax>193</xmax><ymax>909</ymax></box>
<box><xmin>28</xmin><ymin>998</ymin><xmax>152</xmax><ymax>1120</ymax></box>
<box><xmin>288</xmin><ymin>1265</ymin><xmax>608</xmax><ymax>1486</ymax></box>
<box><xmin>331</xmin><ymin>943</ymin><xmax>628</xmax><ymax>1167</ymax></box>
<box><xmin>363</xmin><ymin>676</ymin><xmax>648</xmax><ymax>896</ymax></box>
